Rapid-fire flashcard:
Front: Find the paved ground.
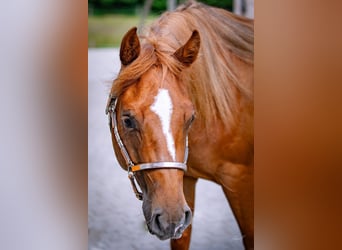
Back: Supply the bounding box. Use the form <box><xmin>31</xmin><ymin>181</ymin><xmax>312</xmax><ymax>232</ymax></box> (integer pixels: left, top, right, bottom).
<box><xmin>88</xmin><ymin>48</ymin><xmax>244</xmax><ymax>250</ymax></box>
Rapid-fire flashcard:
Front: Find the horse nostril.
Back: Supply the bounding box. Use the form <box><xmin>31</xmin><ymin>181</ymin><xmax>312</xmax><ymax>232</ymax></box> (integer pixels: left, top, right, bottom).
<box><xmin>151</xmin><ymin>212</ymin><xmax>163</xmax><ymax>234</ymax></box>
<box><xmin>184</xmin><ymin>207</ymin><xmax>192</xmax><ymax>227</ymax></box>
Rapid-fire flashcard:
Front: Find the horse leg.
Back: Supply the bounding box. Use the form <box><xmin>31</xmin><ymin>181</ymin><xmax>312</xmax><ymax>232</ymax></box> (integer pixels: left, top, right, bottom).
<box><xmin>219</xmin><ymin>163</ymin><xmax>254</xmax><ymax>250</ymax></box>
<box><xmin>170</xmin><ymin>175</ymin><xmax>198</xmax><ymax>250</ymax></box>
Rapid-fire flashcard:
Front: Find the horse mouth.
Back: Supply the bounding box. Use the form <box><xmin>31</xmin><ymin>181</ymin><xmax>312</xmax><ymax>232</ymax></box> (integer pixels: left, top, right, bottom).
<box><xmin>147</xmin><ymin>222</ymin><xmax>186</xmax><ymax>241</ymax></box>
<box><xmin>171</xmin><ymin>224</ymin><xmax>185</xmax><ymax>239</ymax></box>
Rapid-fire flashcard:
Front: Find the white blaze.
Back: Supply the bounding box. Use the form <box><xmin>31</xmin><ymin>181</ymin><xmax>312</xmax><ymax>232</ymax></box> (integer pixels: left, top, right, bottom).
<box><xmin>150</xmin><ymin>89</ymin><xmax>176</xmax><ymax>161</ymax></box>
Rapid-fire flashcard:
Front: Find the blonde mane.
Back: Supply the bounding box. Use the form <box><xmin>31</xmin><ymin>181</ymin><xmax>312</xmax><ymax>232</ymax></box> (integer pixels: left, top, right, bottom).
<box><xmin>112</xmin><ymin>0</ymin><xmax>254</xmax><ymax>127</ymax></box>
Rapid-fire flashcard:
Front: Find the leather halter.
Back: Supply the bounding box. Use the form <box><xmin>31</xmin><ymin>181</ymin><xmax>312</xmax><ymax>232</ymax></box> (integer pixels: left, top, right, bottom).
<box><xmin>106</xmin><ymin>97</ymin><xmax>188</xmax><ymax>200</ymax></box>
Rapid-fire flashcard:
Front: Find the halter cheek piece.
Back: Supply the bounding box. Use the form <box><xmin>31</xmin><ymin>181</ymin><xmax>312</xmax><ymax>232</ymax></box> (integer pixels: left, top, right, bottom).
<box><xmin>106</xmin><ymin>97</ymin><xmax>189</xmax><ymax>200</ymax></box>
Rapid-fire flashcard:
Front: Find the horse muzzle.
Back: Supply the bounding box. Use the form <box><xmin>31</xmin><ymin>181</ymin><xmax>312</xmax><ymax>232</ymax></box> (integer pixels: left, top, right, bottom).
<box><xmin>148</xmin><ymin>205</ymin><xmax>192</xmax><ymax>240</ymax></box>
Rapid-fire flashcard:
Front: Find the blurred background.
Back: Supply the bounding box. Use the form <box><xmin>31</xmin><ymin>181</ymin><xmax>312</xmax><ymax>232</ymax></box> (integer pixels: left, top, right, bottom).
<box><xmin>88</xmin><ymin>0</ymin><xmax>254</xmax><ymax>47</ymax></box>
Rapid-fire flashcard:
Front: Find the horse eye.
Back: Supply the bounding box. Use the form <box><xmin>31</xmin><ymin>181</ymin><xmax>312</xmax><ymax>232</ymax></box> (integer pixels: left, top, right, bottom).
<box><xmin>190</xmin><ymin>113</ymin><xmax>195</xmax><ymax>123</ymax></box>
<box><xmin>122</xmin><ymin>116</ymin><xmax>136</xmax><ymax>130</ymax></box>
<box><xmin>187</xmin><ymin>113</ymin><xmax>195</xmax><ymax>128</ymax></box>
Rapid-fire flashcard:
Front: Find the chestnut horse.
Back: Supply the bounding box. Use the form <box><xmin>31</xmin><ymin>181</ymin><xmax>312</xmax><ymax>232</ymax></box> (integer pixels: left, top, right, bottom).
<box><xmin>106</xmin><ymin>1</ymin><xmax>253</xmax><ymax>249</ymax></box>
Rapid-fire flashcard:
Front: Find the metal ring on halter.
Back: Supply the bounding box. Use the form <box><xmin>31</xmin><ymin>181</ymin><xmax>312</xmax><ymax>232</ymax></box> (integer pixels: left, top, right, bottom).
<box><xmin>106</xmin><ymin>96</ymin><xmax>189</xmax><ymax>200</ymax></box>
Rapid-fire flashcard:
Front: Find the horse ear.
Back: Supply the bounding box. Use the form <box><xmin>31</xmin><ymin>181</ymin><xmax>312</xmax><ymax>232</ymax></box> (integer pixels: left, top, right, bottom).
<box><xmin>120</xmin><ymin>27</ymin><xmax>140</xmax><ymax>66</ymax></box>
<box><xmin>174</xmin><ymin>30</ymin><xmax>200</xmax><ymax>67</ymax></box>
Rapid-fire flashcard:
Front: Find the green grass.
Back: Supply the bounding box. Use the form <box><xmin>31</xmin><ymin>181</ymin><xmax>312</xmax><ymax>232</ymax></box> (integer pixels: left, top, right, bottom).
<box><xmin>88</xmin><ymin>14</ymin><xmax>157</xmax><ymax>48</ymax></box>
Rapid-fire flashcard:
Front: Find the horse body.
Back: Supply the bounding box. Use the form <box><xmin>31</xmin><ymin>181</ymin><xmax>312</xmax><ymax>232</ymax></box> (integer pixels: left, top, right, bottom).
<box><xmin>107</xmin><ymin>1</ymin><xmax>253</xmax><ymax>249</ymax></box>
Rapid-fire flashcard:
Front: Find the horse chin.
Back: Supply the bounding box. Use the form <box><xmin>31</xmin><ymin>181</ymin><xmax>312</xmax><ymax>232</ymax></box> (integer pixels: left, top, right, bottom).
<box><xmin>152</xmin><ymin>230</ymin><xmax>183</xmax><ymax>241</ymax></box>
<box><xmin>158</xmin><ymin>233</ymin><xmax>183</xmax><ymax>241</ymax></box>
<box><xmin>156</xmin><ymin>234</ymin><xmax>172</xmax><ymax>241</ymax></box>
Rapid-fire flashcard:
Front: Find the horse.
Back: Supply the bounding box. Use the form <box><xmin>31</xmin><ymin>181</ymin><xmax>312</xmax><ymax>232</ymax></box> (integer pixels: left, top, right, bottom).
<box><xmin>105</xmin><ymin>1</ymin><xmax>254</xmax><ymax>249</ymax></box>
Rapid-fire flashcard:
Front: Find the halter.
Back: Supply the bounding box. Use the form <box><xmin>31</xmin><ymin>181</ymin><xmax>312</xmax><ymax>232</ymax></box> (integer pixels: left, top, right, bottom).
<box><xmin>106</xmin><ymin>97</ymin><xmax>189</xmax><ymax>200</ymax></box>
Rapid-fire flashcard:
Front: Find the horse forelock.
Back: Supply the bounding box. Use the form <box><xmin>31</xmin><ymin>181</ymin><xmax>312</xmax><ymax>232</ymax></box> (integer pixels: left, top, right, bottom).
<box><xmin>111</xmin><ymin>39</ymin><xmax>185</xmax><ymax>99</ymax></box>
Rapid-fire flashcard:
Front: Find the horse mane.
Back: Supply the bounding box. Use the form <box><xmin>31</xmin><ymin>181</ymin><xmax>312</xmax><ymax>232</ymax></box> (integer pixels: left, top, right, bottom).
<box><xmin>112</xmin><ymin>0</ymin><xmax>254</xmax><ymax>127</ymax></box>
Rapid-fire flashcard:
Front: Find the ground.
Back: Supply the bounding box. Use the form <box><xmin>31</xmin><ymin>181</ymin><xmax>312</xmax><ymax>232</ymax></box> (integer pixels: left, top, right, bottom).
<box><xmin>88</xmin><ymin>48</ymin><xmax>244</xmax><ymax>250</ymax></box>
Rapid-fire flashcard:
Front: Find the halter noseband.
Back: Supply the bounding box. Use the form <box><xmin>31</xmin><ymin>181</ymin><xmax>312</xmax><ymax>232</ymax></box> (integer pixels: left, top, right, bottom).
<box><xmin>106</xmin><ymin>97</ymin><xmax>189</xmax><ymax>200</ymax></box>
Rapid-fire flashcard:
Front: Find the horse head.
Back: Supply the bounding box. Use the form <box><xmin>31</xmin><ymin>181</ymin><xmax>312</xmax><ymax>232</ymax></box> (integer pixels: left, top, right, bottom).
<box><xmin>107</xmin><ymin>27</ymin><xmax>200</xmax><ymax>240</ymax></box>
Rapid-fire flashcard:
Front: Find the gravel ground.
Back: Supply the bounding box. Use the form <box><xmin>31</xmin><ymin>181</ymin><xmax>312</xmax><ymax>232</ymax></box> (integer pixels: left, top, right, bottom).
<box><xmin>88</xmin><ymin>48</ymin><xmax>244</xmax><ymax>250</ymax></box>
